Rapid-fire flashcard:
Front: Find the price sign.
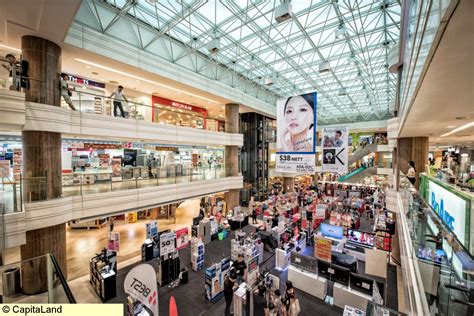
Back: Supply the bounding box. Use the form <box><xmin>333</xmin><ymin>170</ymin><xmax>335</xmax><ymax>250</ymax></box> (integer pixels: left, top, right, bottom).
<box><xmin>275</xmin><ymin>153</ymin><xmax>315</xmax><ymax>174</ymax></box>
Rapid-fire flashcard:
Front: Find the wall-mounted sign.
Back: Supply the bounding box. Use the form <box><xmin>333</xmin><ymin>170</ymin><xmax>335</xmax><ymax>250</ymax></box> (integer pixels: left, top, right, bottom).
<box><xmin>152</xmin><ymin>96</ymin><xmax>208</xmax><ymax>116</ymax></box>
<box><xmin>83</xmin><ymin>143</ymin><xmax>122</xmax><ymax>150</ymax></box>
<box><xmin>63</xmin><ymin>73</ymin><xmax>106</xmax><ymax>89</ymax></box>
<box><xmin>428</xmin><ymin>180</ymin><xmax>467</xmax><ymax>246</ymax></box>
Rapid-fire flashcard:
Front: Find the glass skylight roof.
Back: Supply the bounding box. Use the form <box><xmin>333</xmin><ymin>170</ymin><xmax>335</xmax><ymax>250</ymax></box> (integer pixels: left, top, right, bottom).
<box><xmin>88</xmin><ymin>0</ymin><xmax>401</xmax><ymax>123</ymax></box>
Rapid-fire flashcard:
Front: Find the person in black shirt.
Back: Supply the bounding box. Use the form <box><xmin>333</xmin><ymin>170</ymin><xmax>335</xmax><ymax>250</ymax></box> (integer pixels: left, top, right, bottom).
<box><xmin>233</xmin><ymin>254</ymin><xmax>247</xmax><ymax>284</ymax></box>
<box><xmin>252</xmin><ymin>206</ymin><xmax>258</xmax><ymax>224</ymax></box>
<box><xmin>223</xmin><ymin>273</ymin><xmax>237</xmax><ymax>316</ymax></box>
<box><xmin>272</xmin><ymin>213</ymin><xmax>279</xmax><ymax>228</ymax></box>
<box><xmin>253</xmin><ymin>285</ymin><xmax>268</xmax><ymax>316</ymax></box>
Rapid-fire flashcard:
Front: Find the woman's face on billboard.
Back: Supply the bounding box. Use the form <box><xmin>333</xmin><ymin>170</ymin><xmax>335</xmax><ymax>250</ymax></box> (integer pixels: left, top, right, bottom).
<box><xmin>284</xmin><ymin>96</ymin><xmax>313</xmax><ymax>135</ymax></box>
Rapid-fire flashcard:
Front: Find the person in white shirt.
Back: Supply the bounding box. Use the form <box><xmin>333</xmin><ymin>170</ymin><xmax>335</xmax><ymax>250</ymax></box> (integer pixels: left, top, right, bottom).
<box><xmin>60</xmin><ymin>74</ymin><xmax>76</xmax><ymax>111</ymax></box>
<box><xmin>109</xmin><ymin>85</ymin><xmax>129</xmax><ymax>118</ymax></box>
<box><xmin>407</xmin><ymin>160</ymin><xmax>417</xmax><ymax>186</ymax></box>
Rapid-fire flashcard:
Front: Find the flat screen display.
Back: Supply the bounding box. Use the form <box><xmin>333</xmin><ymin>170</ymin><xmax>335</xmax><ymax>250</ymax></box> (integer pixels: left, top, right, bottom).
<box><xmin>320</xmin><ymin>223</ymin><xmax>344</xmax><ymax>240</ymax></box>
<box><xmin>350</xmin><ymin>272</ymin><xmax>374</xmax><ymax>295</ymax></box>
<box><xmin>331</xmin><ymin>264</ymin><xmax>350</xmax><ymax>286</ymax></box>
<box><xmin>417</xmin><ymin>244</ymin><xmax>446</xmax><ymax>265</ymax></box>
<box><xmin>347</xmin><ymin>229</ymin><xmax>375</xmax><ymax>247</ymax></box>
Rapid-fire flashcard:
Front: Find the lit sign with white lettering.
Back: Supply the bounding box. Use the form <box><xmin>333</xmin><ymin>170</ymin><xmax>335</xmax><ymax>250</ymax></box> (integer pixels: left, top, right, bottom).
<box><xmin>428</xmin><ymin>180</ymin><xmax>467</xmax><ymax>245</ymax></box>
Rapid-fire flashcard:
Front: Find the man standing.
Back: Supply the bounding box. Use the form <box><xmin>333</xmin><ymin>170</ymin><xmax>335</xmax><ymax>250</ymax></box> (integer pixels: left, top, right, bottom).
<box><xmin>110</xmin><ymin>85</ymin><xmax>129</xmax><ymax>118</ymax></box>
<box><xmin>233</xmin><ymin>254</ymin><xmax>247</xmax><ymax>284</ymax></box>
<box><xmin>333</xmin><ymin>130</ymin><xmax>344</xmax><ymax>147</ymax></box>
<box><xmin>223</xmin><ymin>273</ymin><xmax>237</xmax><ymax>316</ymax></box>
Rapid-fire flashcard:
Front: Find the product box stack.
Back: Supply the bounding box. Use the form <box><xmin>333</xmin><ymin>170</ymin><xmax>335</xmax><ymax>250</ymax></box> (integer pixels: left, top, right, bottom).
<box><xmin>191</xmin><ymin>237</ymin><xmax>205</xmax><ymax>271</ymax></box>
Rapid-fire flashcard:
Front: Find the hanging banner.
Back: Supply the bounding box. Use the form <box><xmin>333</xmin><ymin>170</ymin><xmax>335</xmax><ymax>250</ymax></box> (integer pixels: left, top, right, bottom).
<box><xmin>107</xmin><ymin>231</ymin><xmax>120</xmax><ymax>252</ymax></box>
<box><xmin>160</xmin><ymin>232</ymin><xmax>176</xmax><ymax>257</ymax></box>
<box><xmin>176</xmin><ymin>227</ymin><xmax>189</xmax><ymax>250</ymax></box>
<box><xmin>322</xmin><ymin>127</ymin><xmax>349</xmax><ymax>173</ymax></box>
<box><xmin>0</xmin><ymin>160</ymin><xmax>10</xmax><ymax>178</ymax></box>
<box><xmin>314</xmin><ymin>236</ymin><xmax>332</xmax><ymax>262</ymax></box>
<box><xmin>247</xmin><ymin>255</ymin><xmax>260</xmax><ymax>286</ymax></box>
<box><xmin>276</xmin><ymin>92</ymin><xmax>317</xmax><ymax>174</ymax></box>
<box><xmin>146</xmin><ymin>222</ymin><xmax>158</xmax><ymax>239</ymax></box>
<box><xmin>124</xmin><ymin>264</ymin><xmax>159</xmax><ymax>316</ymax></box>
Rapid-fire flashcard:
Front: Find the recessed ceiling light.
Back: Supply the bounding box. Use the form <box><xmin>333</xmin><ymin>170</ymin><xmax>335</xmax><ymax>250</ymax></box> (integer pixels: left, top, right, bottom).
<box><xmin>447</xmin><ymin>125</ymin><xmax>455</xmax><ymax>128</ymax></box>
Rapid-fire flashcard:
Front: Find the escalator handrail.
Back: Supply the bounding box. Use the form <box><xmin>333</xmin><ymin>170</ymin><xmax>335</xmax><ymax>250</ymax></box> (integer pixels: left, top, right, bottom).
<box><xmin>49</xmin><ymin>254</ymin><xmax>77</xmax><ymax>303</ymax></box>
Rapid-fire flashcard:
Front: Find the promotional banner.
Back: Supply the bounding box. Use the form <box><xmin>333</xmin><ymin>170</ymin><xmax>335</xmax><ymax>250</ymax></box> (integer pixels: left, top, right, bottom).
<box><xmin>315</xmin><ymin>204</ymin><xmax>327</xmax><ymax>220</ymax></box>
<box><xmin>146</xmin><ymin>222</ymin><xmax>158</xmax><ymax>239</ymax></box>
<box><xmin>276</xmin><ymin>92</ymin><xmax>317</xmax><ymax>174</ymax></box>
<box><xmin>124</xmin><ymin>264</ymin><xmax>159</xmax><ymax>316</ymax></box>
<box><xmin>322</xmin><ymin>127</ymin><xmax>349</xmax><ymax>173</ymax></box>
<box><xmin>160</xmin><ymin>232</ymin><xmax>176</xmax><ymax>257</ymax></box>
<box><xmin>314</xmin><ymin>236</ymin><xmax>332</xmax><ymax>262</ymax></box>
<box><xmin>176</xmin><ymin>227</ymin><xmax>189</xmax><ymax>250</ymax></box>
<box><xmin>107</xmin><ymin>232</ymin><xmax>120</xmax><ymax>252</ymax></box>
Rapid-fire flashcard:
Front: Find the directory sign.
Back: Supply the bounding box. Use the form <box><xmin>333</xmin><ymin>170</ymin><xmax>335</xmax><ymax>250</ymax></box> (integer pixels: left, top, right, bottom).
<box><xmin>428</xmin><ymin>180</ymin><xmax>467</xmax><ymax>246</ymax></box>
<box><xmin>276</xmin><ymin>92</ymin><xmax>317</xmax><ymax>174</ymax></box>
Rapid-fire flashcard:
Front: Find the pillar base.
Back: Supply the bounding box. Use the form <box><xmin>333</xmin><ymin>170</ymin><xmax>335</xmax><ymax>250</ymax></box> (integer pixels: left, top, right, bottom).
<box><xmin>224</xmin><ymin>189</ymin><xmax>240</xmax><ymax>213</ymax></box>
<box><xmin>20</xmin><ymin>224</ymin><xmax>67</xmax><ymax>295</ymax></box>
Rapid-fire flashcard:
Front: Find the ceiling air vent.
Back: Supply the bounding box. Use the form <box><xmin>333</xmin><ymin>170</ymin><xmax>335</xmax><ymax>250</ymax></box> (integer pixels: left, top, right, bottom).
<box><xmin>274</xmin><ymin>3</ymin><xmax>292</xmax><ymax>24</ymax></box>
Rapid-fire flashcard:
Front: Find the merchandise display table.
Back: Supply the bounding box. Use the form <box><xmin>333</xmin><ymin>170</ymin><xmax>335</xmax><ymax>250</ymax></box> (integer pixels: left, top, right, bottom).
<box><xmin>228</xmin><ymin>216</ymin><xmax>249</xmax><ymax>230</ymax></box>
<box><xmin>275</xmin><ymin>248</ymin><xmax>292</xmax><ymax>269</ymax></box>
<box><xmin>288</xmin><ymin>265</ymin><xmax>327</xmax><ymax>300</ymax></box>
<box><xmin>333</xmin><ymin>283</ymin><xmax>372</xmax><ymax>313</ymax></box>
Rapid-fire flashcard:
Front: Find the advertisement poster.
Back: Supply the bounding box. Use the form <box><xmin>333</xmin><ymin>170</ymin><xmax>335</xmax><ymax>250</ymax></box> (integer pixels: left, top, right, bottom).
<box><xmin>176</xmin><ymin>227</ymin><xmax>189</xmax><ymax>250</ymax></box>
<box><xmin>124</xmin><ymin>264</ymin><xmax>159</xmax><ymax>316</ymax></box>
<box><xmin>247</xmin><ymin>255</ymin><xmax>259</xmax><ymax>286</ymax></box>
<box><xmin>315</xmin><ymin>204</ymin><xmax>327</xmax><ymax>220</ymax></box>
<box><xmin>314</xmin><ymin>236</ymin><xmax>332</xmax><ymax>262</ymax></box>
<box><xmin>111</xmin><ymin>157</ymin><xmax>122</xmax><ymax>181</ymax></box>
<box><xmin>107</xmin><ymin>231</ymin><xmax>120</xmax><ymax>252</ymax></box>
<box><xmin>0</xmin><ymin>160</ymin><xmax>10</xmax><ymax>178</ymax></box>
<box><xmin>160</xmin><ymin>232</ymin><xmax>176</xmax><ymax>257</ymax></box>
<box><xmin>146</xmin><ymin>222</ymin><xmax>158</xmax><ymax>239</ymax></box>
<box><xmin>275</xmin><ymin>92</ymin><xmax>317</xmax><ymax>174</ymax></box>
<box><xmin>322</xmin><ymin>127</ymin><xmax>349</xmax><ymax>173</ymax></box>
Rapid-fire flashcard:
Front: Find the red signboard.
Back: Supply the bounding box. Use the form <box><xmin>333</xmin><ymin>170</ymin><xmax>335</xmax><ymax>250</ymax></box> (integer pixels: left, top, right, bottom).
<box><xmin>152</xmin><ymin>95</ymin><xmax>208</xmax><ymax>118</ymax></box>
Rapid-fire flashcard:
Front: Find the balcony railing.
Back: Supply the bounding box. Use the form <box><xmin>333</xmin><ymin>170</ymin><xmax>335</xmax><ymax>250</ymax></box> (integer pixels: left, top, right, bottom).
<box><xmin>0</xmin><ymin>254</ymin><xmax>75</xmax><ymax>303</ymax></box>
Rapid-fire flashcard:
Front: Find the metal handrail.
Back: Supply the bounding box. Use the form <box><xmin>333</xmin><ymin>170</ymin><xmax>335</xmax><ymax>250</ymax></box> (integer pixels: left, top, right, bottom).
<box><xmin>49</xmin><ymin>254</ymin><xmax>76</xmax><ymax>303</ymax></box>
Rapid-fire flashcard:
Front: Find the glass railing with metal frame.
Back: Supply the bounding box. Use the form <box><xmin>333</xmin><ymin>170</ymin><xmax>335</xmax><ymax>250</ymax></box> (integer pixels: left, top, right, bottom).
<box><xmin>20</xmin><ymin>165</ymin><xmax>236</xmax><ymax>202</ymax></box>
<box><xmin>0</xmin><ymin>254</ymin><xmax>75</xmax><ymax>303</ymax></box>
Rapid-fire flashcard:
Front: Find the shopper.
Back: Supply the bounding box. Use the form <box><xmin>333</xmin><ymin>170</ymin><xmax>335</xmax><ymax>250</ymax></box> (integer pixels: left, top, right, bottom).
<box><xmin>110</xmin><ymin>85</ymin><xmax>129</xmax><ymax>118</ymax></box>
<box><xmin>287</xmin><ymin>293</ymin><xmax>301</xmax><ymax>316</ymax></box>
<box><xmin>253</xmin><ymin>285</ymin><xmax>268</xmax><ymax>316</ymax></box>
<box><xmin>223</xmin><ymin>273</ymin><xmax>237</xmax><ymax>316</ymax></box>
<box><xmin>269</xmin><ymin>289</ymin><xmax>282</xmax><ymax>316</ymax></box>
<box><xmin>2</xmin><ymin>53</ymin><xmax>29</xmax><ymax>91</ymax></box>
<box><xmin>252</xmin><ymin>206</ymin><xmax>258</xmax><ymax>224</ymax></box>
<box><xmin>108</xmin><ymin>217</ymin><xmax>114</xmax><ymax>232</ymax></box>
<box><xmin>233</xmin><ymin>254</ymin><xmax>247</xmax><ymax>284</ymax></box>
<box><xmin>282</xmin><ymin>281</ymin><xmax>295</xmax><ymax>314</ymax></box>
<box><xmin>406</xmin><ymin>160</ymin><xmax>417</xmax><ymax>186</ymax></box>
<box><xmin>60</xmin><ymin>74</ymin><xmax>76</xmax><ymax>111</ymax></box>
<box><xmin>272</xmin><ymin>212</ymin><xmax>279</xmax><ymax>228</ymax></box>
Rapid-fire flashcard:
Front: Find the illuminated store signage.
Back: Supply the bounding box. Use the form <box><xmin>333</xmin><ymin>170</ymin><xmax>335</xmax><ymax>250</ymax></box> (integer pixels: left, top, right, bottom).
<box><xmin>428</xmin><ymin>180</ymin><xmax>466</xmax><ymax>245</ymax></box>
<box><xmin>63</xmin><ymin>73</ymin><xmax>106</xmax><ymax>89</ymax></box>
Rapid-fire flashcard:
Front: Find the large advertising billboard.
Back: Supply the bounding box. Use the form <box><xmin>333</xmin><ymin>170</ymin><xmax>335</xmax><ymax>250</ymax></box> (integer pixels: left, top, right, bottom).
<box><xmin>275</xmin><ymin>92</ymin><xmax>317</xmax><ymax>173</ymax></box>
<box><xmin>321</xmin><ymin>127</ymin><xmax>349</xmax><ymax>173</ymax></box>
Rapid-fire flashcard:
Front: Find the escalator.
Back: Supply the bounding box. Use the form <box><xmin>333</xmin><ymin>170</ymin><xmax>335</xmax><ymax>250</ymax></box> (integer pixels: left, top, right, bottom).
<box><xmin>348</xmin><ymin>143</ymin><xmax>378</xmax><ymax>165</ymax></box>
<box><xmin>338</xmin><ymin>166</ymin><xmax>377</xmax><ymax>183</ymax></box>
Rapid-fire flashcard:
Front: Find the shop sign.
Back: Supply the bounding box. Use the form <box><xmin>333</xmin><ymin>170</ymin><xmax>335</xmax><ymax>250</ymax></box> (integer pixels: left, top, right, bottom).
<box><xmin>160</xmin><ymin>232</ymin><xmax>176</xmax><ymax>257</ymax></box>
<box><xmin>69</xmin><ymin>142</ymin><xmax>84</xmax><ymax>149</ymax></box>
<box><xmin>314</xmin><ymin>236</ymin><xmax>332</xmax><ymax>262</ymax></box>
<box><xmin>428</xmin><ymin>180</ymin><xmax>467</xmax><ymax>245</ymax></box>
<box><xmin>176</xmin><ymin>227</ymin><xmax>189</xmax><ymax>250</ymax></box>
<box><xmin>155</xmin><ymin>146</ymin><xmax>179</xmax><ymax>152</ymax></box>
<box><xmin>84</xmin><ymin>143</ymin><xmax>122</xmax><ymax>150</ymax></box>
<box><xmin>124</xmin><ymin>264</ymin><xmax>159</xmax><ymax>316</ymax></box>
<box><xmin>152</xmin><ymin>95</ymin><xmax>207</xmax><ymax>116</ymax></box>
<box><xmin>64</xmin><ymin>73</ymin><xmax>106</xmax><ymax>89</ymax></box>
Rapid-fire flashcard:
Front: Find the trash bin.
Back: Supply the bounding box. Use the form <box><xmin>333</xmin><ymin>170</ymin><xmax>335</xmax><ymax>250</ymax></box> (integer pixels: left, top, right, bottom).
<box><xmin>2</xmin><ymin>267</ymin><xmax>21</xmax><ymax>296</ymax></box>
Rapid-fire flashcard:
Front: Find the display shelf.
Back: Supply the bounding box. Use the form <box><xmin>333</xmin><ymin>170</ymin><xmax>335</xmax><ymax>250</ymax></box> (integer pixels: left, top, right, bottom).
<box><xmin>12</xmin><ymin>149</ymin><xmax>21</xmax><ymax>182</ymax></box>
<box><xmin>89</xmin><ymin>251</ymin><xmax>117</xmax><ymax>301</ymax></box>
<box><xmin>191</xmin><ymin>238</ymin><xmax>205</xmax><ymax>271</ymax></box>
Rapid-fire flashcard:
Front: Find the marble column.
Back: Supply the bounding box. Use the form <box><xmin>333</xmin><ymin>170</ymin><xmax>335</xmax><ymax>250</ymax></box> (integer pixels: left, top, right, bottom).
<box><xmin>396</xmin><ymin>137</ymin><xmax>429</xmax><ymax>189</ymax></box>
<box><xmin>20</xmin><ymin>36</ymin><xmax>67</xmax><ymax>294</ymax></box>
<box><xmin>224</xmin><ymin>104</ymin><xmax>240</xmax><ymax>211</ymax></box>
<box><xmin>283</xmin><ymin>177</ymin><xmax>295</xmax><ymax>193</ymax></box>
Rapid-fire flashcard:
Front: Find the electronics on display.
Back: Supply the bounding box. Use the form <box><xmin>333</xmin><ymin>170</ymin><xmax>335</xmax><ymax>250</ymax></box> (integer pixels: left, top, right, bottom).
<box><xmin>347</xmin><ymin>229</ymin><xmax>375</xmax><ymax>248</ymax></box>
<box><xmin>290</xmin><ymin>252</ymin><xmax>317</xmax><ymax>273</ymax></box>
<box><xmin>428</xmin><ymin>180</ymin><xmax>467</xmax><ymax>246</ymax></box>
<box><xmin>317</xmin><ymin>260</ymin><xmax>350</xmax><ymax>286</ymax></box>
<box><xmin>350</xmin><ymin>272</ymin><xmax>374</xmax><ymax>296</ymax></box>
<box><xmin>320</xmin><ymin>223</ymin><xmax>344</xmax><ymax>240</ymax></box>
<box><xmin>417</xmin><ymin>244</ymin><xmax>447</xmax><ymax>265</ymax></box>
<box><xmin>275</xmin><ymin>92</ymin><xmax>317</xmax><ymax>174</ymax></box>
